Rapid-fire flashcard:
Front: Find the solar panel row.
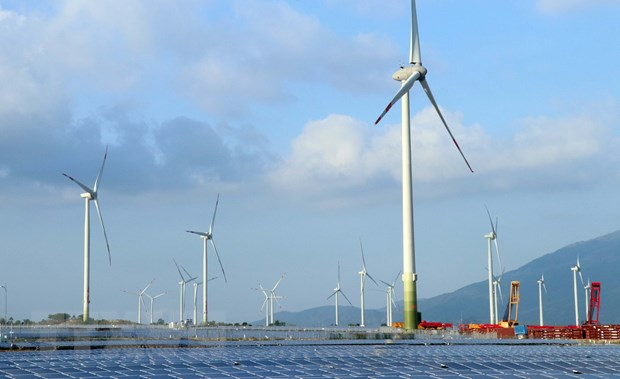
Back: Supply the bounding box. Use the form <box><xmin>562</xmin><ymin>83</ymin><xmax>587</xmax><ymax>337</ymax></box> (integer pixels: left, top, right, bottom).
<box><xmin>1</xmin><ymin>342</ymin><xmax>620</xmax><ymax>378</ymax></box>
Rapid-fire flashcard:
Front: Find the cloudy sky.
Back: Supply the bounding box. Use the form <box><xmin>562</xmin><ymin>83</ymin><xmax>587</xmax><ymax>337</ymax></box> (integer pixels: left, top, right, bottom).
<box><xmin>1</xmin><ymin>0</ymin><xmax>619</xmax><ymax>325</ymax></box>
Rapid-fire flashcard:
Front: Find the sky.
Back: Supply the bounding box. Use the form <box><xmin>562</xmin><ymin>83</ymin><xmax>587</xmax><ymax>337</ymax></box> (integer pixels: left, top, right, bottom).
<box><xmin>1</xmin><ymin>0</ymin><xmax>620</xmax><ymax>325</ymax></box>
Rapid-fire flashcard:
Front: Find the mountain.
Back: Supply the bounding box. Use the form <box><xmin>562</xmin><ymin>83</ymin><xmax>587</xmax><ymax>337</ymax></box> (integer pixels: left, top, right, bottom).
<box><xmin>260</xmin><ymin>230</ymin><xmax>620</xmax><ymax>327</ymax></box>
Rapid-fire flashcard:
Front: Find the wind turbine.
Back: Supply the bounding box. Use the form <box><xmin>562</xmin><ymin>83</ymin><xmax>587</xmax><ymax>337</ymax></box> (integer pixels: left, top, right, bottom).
<box><xmin>537</xmin><ymin>273</ymin><xmax>547</xmax><ymax>326</ymax></box>
<box><xmin>374</xmin><ymin>0</ymin><xmax>473</xmax><ymax>329</ymax></box>
<box><xmin>62</xmin><ymin>147</ymin><xmax>112</xmax><ymax>322</ymax></box>
<box><xmin>173</xmin><ymin>258</ymin><xmax>197</xmax><ymax>323</ymax></box>
<box><xmin>256</xmin><ymin>284</ymin><xmax>270</xmax><ymax>326</ymax></box>
<box><xmin>358</xmin><ymin>241</ymin><xmax>378</xmax><ymax>327</ymax></box>
<box><xmin>123</xmin><ymin>280</ymin><xmax>153</xmax><ymax>324</ymax></box>
<box><xmin>570</xmin><ymin>258</ymin><xmax>584</xmax><ymax>326</ymax></box>
<box><xmin>326</xmin><ymin>261</ymin><xmax>353</xmax><ymax>326</ymax></box>
<box><xmin>484</xmin><ymin>206</ymin><xmax>501</xmax><ymax>324</ymax></box>
<box><xmin>492</xmin><ymin>270</ymin><xmax>504</xmax><ymax>324</ymax></box>
<box><xmin>584</xmin><ymin>279</ymin><xmax>591</xmax><ymax>323</ymax></box>
<box><xmin>268</xmin><ymin>274</ymin><xmax>285</xmax><ymax>325</ymax></box>
<box><xmin>144</xmin><ymin>292</ymin><xmax>165</xmax><ymax>324</ymax></box>
<box><xmin>380</xmin><ymin>271</ymin><xmax>401</xmax><ymax>327</ymax></box>
<box><xmin>187</xmin><ymin>194</ymin><xmax>227</xmax><ymax>325</ymax></box>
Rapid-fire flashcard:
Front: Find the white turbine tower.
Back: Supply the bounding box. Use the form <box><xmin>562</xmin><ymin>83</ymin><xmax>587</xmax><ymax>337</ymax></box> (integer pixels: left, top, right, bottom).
<box><xmin>484</xmin><ymin>206</ymin><xmax>501</xmax><ymax>324</ymax></box>
<box><xmin>62</xmin><ymin>147</ymin><xmax>112</xmax><ymax>322</ymax></box>
<box><xmin>192</xmin><ymin>282</ymin><xmax>202</xmax><ymax>326</ymax></box>
<box><xmin>374</xmin><ymin>0</ymin><xmax>473</xmax><ymax>329</ymax></box>
<box><xmin>173</xmin><ymin>259</ymin><xmax>197</xmax><ymax>323</ymax></box>
<box><xmin>187</xmin><ymin>194</ymin><xmax>227</xmax><ymax>325</ymax></box>
<box><xmin>358</xmin><ymin>241</ymin><xmax>378</xmax><ymax>327</ymax></box>
<box><xmin>326</xmin><ymin>262</ymin><xmax>353</xmax><ymax>326</ymax></box>
<box><xmin>380</xmin><ymin>271</ymin><xmax>401</xmax><ymax>327</ymax></box>
<box><xmin>537</xmin><ymin>273</ymin><xmax>547</xmax><ymax>326</ymax></box>
<box><xmin>144</xmin><ymin>292</ymin><xmax>165</xmax><ymax>325</ymax></box>
<box><xmin>571</xmin><ymin>258</ymin><xmax>584</xmax><ymax>326</ymax></box>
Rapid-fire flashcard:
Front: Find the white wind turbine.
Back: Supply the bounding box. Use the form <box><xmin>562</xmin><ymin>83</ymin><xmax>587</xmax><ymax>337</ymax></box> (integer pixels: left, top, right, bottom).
<box><xmin>484</xmin><ymin>206</ymin><xmax>501</xmax><ymax>324</ymax></box>
<box><xmin>256</xmin><ymin>285</ymin><xmax>270</xmax><ymax>326</ymax></box>
<box><xmin>374</xmin><ymin>0</ymin><xmax>473</xmax><ymax>329</ymax></box>
<box><xmin>62</xmin><ymin>147</ymin><xmax>112</xmax><ymax>322</ymax></box>
<box><xmin>123</xmin><ymin>279</ymin><xmax>153</xmax><ymax>324</ymax></box>
<box><xmin>537</xmin><ymin>273</ymin><xmax>547</xmax><ymax>326</ymax></box>
<box><xmin>584</xmin><ymin>279</ymin><xmax>591</xmax><ymax>323</ymax></box>
<box><xmin>193</xmin><ymin>277</ymin><xmax>217</xmax><ymax>326</ymax></box>
<box><xmin>268</xmin><ymin>274</ymin><xmax>285</xmax><ymax>325</ymax></box>
<box><xmin>380</xmin><ymin>271</ymin><xmax>401</xmax><ymax>327</ymax></box>
<box><xmin>144</xmin><ymin>292</ymin><xmax>165</xmax><ymax>325</ymax></box>
<box><xmin>186</xmin><ymin>194</ymin><xmax>227</xmax><ymax>325</ymax></box>
<box><xmin>173</xmin><ymin>259</ymin><xmax>197</xmax><ymax>323</ymax></box>
<box><xmin>358</xmin><ymin>241</ymin><xmax>378</xmax><ymax>327</ymax></box>
<box><xmin>492</xmin><ymin>270</ymin><xmax>504</xmax><ymax>324</ymax></box>
<box><xmin>570</xmin><ymin>258</ymin><xmax>584</xmax><ymax>326</ymax></box>
<box><xmin>326</xmin><ymin>262</ymin><xmax>353</xmax><ymax>326</ymax></box>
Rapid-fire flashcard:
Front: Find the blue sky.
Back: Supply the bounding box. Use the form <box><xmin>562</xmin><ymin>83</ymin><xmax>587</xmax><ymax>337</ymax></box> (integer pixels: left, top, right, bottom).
<box><xmin>1</xmin><ymin>0</ymin><xmax>619</xmax><ymax>325</ymax></box>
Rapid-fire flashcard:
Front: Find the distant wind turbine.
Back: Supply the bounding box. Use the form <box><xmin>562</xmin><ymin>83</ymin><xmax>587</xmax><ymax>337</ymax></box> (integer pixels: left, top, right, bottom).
<box><xmin>537</xmin><ymin>273</ymin><xmax>547</xmax><ymax>326</ymax></box>
<box><xmin>571</xmin><ymin>258</ymin><xmax>584</xmax><ymax>326</ymax></box>
<box><xmin>123</xmin><ymin>279</ymin><xmax>153</xmax><ymax>324</ymax></box>
<box><xmin>380</xmin><ymin>271</ymin><xmax>401</xmax><ymax>327</ymax></box>
<box><xmin>374</xmin><ymin>0</ymin><xmax>473</xmax><ymax>329</ymax></box>
<box><xmin>256</xmin><ymin>285</ymin><xmax>270</xmax><ymax>326</ymax></box>
<box><xmin>187</xmin><ymin>194</ymin><xmax>227</xmax><ymax>325</ymax></box>
<box><xmin>484</xmin><ymin>206</ymin><xmax>501</xmax><ymax>324</ymax></box>
<box><xmin>584</xmin><ymin>279</ymin><xmax>591</xmax><ymax>323</ymax></box>
<box><xmin>62</xmin><ymin>147</ymin><xmax>111</xmax><ymax>322</ymax></box>
<box><xmin>173</xmin><ymin>258</ymin><xmax>197</xmax><ymax>323</ymax></box>
<box><xmin>144</xmin><ymin>291</ymin><xmax>165</xmax><ymax>325</ymax></box>
<box><xmin>268</xmin><ymin>274</ymin><xmax>285</xmax><ymax>325</ymax></box>
<box><xmin>358</xmin><ymin>241</ymin><xmax>378</xmax><ymax>327</ymax></box>
<box><xmin>326</xmin><ymin>262</ymin><xmax>353</xmax><ymax>326</ymax></box>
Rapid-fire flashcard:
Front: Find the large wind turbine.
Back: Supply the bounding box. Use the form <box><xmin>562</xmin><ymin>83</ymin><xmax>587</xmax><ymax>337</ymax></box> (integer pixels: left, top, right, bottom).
<box><xmin>267</xmin><ymin>274</ymin><xmax>285</xmax><ymax>325</ymax></box>
<box><xmin>380</xmin><ymin>271</ymin><xmax>401</xmax><ymax>327</ymax></box>
<box><xmin>358</xmin><ymin>241</ymin><xmax>378</xmax><ymax>327</ymax></box>
<box><xmin>187</xmin><ymin>194</ymin><xmax>227</xmax><ymax>325</ymax></box>
<box><xmin>326</xmin><ymin>262</ymin><xmax>353</xmax><ymax>326</ymax></box>
<box><xmin>62</xmin><ymin>147</ymin><xmax>112</xmax><ymax>322</ymax></box>
<box><xmin>374</xmin><ymin>0</ymin><xmax>473</xmax><ymax>329</ymax></box>
<box><xmin>571</xmin><ymin>258</ymin><xmax>584</xmax><ymax>326</ymax></box>
<box><xmin>537</xmin><ymin>273</ymin><xmax>547</xmax><ymax>326</ymax></box>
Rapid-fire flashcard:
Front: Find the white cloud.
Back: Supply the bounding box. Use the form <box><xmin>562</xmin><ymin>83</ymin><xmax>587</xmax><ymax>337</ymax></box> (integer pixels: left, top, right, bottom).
<box><xmin>270</xmin><ymin>104</ymin><xmax>617</xmax><ymax>203</ymax></box>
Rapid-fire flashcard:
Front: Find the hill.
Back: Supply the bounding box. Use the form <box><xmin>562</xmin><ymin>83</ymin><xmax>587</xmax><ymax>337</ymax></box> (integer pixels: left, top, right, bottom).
<box><xmin>260</xmin><ymin>230</ymin><xmax>620</xmax><ymax>327</ymax></box>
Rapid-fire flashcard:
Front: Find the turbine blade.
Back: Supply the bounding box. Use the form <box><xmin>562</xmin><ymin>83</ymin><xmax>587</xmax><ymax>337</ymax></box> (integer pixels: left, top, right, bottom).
<box><xmin>337</xmin><ymin>261</ymin><xmax>341</xmax><ymax>284</ymax></box>
<box><xmin>497</xmin><ymin>283</ymin><xmax>504</xmax><ymax>304</ymax></box>
<box><xmin>341</xmin><ymin>290</ymin><xmax>354</xmax><ymax>306</ymax></box>
<box><xmin>366</xmin><ymin>272</ymin><xmax>379</xmax><ymax>286</ymax></box>
<box><xmin>140</xmin><ymin>280</ymin><xmax>153</xmax><ymax>295</ymax></box>
<box><xmin>359</xmin><ymin>240</ymin><xmax>368</xmax><ymax>271</ymax></box>
<box><xmin>419</xmin><ymin>78</ymin><xmax>474</xmax><ymax>172</ymax></box>
<box><xmin>380</xmin><ymin>279</ymin><xmax>391</xmax><ymax>287</ymax></box>
<box><xmin>173</xmin><ymin>258</ymin><xmax>185</xmax><ymax>281</ymax></box>
<box><xmin>374</xmin><ymin>71</ymin><xmax>421</xmax><ymax>125</ymax></box>
<box><xmin>543</xmin><ymin>283</ymin><xmax>548</xmax><ymax>294</ymax></box>
<box><xmin>62</xmin><ymin>173</ymin><xmax>93</xmax><ymax>195</ymax></box>
<box><xmin>208</xmin><ymin>194</ymin><xmax>220</xmax><ymax>235</ymax></box>
<box><xmin>93</xmin><ymin>146</ymin><xmax>108</xmax><ymax>193</ymax></box>
<box><xmin>326</xmin><ymin>290</ymin><xmax>337</xmax><ymax>300</ymax></box>
<box><xmin>393</xmin><ymin>271</ymin><xmax>402</xmax><ymax>287</ymax></box>
<box><xmin>93</xmin><ymin>198</ymin><xmax>112</xmax><ymax>265</ymax></box>
<box><xmin>272</xmin><ymin>274</ymin><xmax>285</xmax><ymax>292</ymax></box>
<box><xmin>484</xmin><ymin>205</ymin><xmax>495</xmax><ymax>235</ymax></box>
<box><xmin>494</xmin><ymin>239</ymin><xmax>502</xmax><ymax>272</ymax></box>
<box><xmin>410</xmin><ymin>0</ymin><xmax>421</xmax><ymax>64</ymax></box>
<box><xmin>187</xmin><ymin>230</ymin><xmax>209</xmax><ymax>237</ymax></box>
<box><xmin>578</xmin><ymin>270</ymin><xmax>584</xmax><ymax>286</ymax></box>
<box><xmin>209</xmin><ymin>238</ymin><xmax>227</xmax><ymax>283</ymax></box>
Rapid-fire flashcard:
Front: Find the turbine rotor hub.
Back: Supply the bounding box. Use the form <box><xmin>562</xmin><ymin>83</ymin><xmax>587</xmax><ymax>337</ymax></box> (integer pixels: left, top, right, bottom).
<box><xmin>392</xmin><ymin>64</ymin><xmax>427</xmax><ymax>82</ymax></box>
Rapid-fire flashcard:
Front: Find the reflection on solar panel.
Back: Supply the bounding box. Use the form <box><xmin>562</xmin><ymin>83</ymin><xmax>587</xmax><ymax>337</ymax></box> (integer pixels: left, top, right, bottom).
<box><xmin>1</xmin><ymin>341</ymin><xmax>620</xmax><ymax>378</ymax></box>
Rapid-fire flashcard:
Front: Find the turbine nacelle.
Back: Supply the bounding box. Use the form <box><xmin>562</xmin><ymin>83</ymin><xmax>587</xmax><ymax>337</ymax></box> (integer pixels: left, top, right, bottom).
<box><xmin>392</xmin><ymin>64</ymin><xmax>427</xmax><ymax>82</ymax></box>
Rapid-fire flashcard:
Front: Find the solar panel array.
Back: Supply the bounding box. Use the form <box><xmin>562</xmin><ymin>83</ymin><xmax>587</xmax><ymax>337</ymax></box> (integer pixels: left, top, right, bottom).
<box><xmin>1</xmin><ymin>342</ymin><xmax>620</xmax><ymax>378</ymax></box>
